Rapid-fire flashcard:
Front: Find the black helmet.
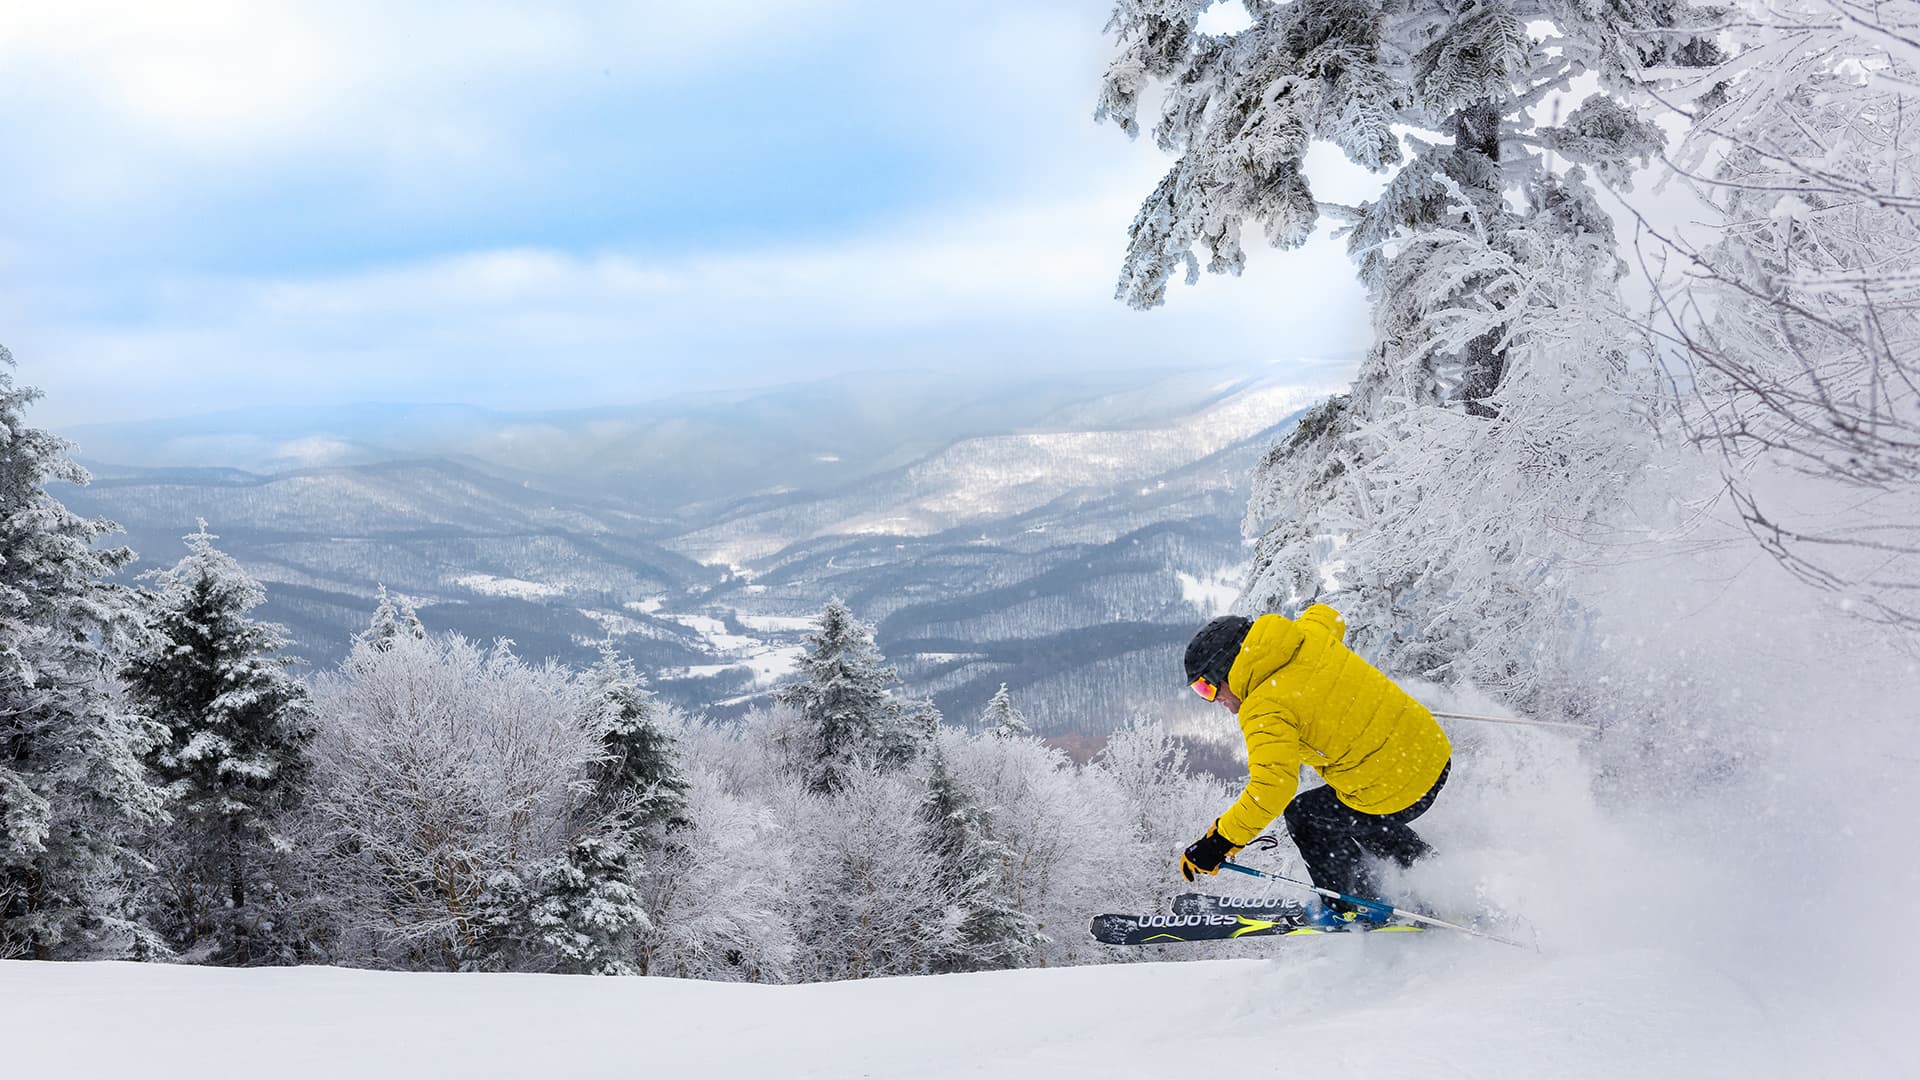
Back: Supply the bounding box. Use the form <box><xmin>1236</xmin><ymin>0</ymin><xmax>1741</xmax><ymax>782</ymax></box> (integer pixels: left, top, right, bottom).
<box><xmin>1184</xmin><ymin>615</ymin><xmax>1251</xmax><ymax>689</ymax></box>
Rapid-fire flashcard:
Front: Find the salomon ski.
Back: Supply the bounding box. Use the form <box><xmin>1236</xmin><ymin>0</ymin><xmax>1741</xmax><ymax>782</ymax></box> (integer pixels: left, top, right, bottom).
<box><xmin>1088</xmin><ymin>909</ymin><xmax>1422</xmax><ymax>945</ymax></box>
<box><xmin>1171</xmin><ymin>892</ymin><xmax>1311</xmax><ymax>918</ymax></box>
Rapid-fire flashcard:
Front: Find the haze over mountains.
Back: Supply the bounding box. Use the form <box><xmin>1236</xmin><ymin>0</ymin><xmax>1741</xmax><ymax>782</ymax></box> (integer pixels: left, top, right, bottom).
<box><xmin>59</xmin><ymin>365</ymin><xmax>1339</xmax><ymax>735</ymax></box>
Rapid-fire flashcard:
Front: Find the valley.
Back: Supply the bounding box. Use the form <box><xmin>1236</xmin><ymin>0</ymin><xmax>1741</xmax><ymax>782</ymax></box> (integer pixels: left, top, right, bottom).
<box><xmin>59</xmin><ymin>368</ymin><xmax>1331</xmax><ymax>734</ymax></box>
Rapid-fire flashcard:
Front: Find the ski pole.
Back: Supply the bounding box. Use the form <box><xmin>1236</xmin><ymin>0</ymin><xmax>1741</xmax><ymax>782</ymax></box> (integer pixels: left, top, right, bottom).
<box><xmin>1429</xmin><ymin>709</ymin><xmax>1597</xmax><ymax>733</ymax></box>
<box><xmin>1218</xmin><ymin>860</ymin><xmax>1530</xmax><ymax>949</ymax></box>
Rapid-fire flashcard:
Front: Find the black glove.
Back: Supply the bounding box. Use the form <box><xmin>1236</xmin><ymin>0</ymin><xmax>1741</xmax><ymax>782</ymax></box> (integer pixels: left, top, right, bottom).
<box><xmin>1180</xmin><ymin>822</ymin><xmax>1241</xmax><ymax>882</ymax></box>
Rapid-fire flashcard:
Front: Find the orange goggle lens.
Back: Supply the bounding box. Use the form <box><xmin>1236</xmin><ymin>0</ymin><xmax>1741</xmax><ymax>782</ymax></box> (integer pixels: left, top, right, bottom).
<box><xmin>1190</xmin><ymin>675</ymin><xmax>1219</xmax><ymax>702</ymax></box>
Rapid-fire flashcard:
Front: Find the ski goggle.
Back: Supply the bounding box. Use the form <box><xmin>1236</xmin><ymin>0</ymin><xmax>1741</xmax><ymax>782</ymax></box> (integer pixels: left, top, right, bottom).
<box><xmin>1190</xmin><ymin>675</ymin><xmax>1221</xmax><ymax>702</ymax></box>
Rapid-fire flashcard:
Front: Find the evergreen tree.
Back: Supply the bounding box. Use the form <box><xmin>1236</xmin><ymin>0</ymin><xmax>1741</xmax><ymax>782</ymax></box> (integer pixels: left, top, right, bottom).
<box><xmin>879</xmin><ymin>695</ymin><xmax>939</xmax><ymax>771</ymax></box>
<box><xmin>523</xmin><ymin>832</ymin><xmax>650</xmax><ymax>976</ymax></box>
<box><xmin>0</xmin><ymin>350</ymin><xmax>169</xmax><ymax>960</ymax></box>
<box><xmin>550</xmin><ymin>641</ymin><xmax>691</xmax><ymax>976</ymax></box>
<box><xmin>777</xmin><ymin>599</ymin><xmax>899</xmax><ymax>794</ymax></box>
<box><xmin>582</xmin><ymin>640</ymin><xmax>689</xmax><ymax>832</ymax></box>
<box><xmin>981</xmin><ymin>683</ymin><xmax>1030</xmax><ymax>739</ymax></box>
<box><xmin>122</xmin><ymin>522</ymin><xmax>313</xmax><ymax>964</ymax></box>
<box><xmin>359</xmin><ymin>585</ymin><xmax>426</xmax><ymax>651</ymax></box>
<box><xmin>919</xmin><ymin>741</ymin><xmax>1037</xmax><ymax>973</ymax></box>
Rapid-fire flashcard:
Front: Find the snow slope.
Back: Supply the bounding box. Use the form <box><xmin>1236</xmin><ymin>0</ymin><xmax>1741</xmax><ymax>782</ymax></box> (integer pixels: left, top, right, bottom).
<box><xmin>5</xmin><ymin>922</ymin><xmax>1908</xmax><ymax>1079</ymax></box>
<box><xmin>10</xmin><ymin>627</ymin><xmax>1917</xmax><ymax>1078</ymax></box>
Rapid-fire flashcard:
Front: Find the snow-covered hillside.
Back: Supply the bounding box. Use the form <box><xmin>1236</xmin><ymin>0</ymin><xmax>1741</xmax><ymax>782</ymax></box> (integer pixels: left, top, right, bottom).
<box><xmin>669</xmin><ymin>381</ymin><xmax>1332</xmax><ymax>565</ymax></box>
<box><xmin>6</xmin><ymin>926</ymin><xmax>1902</xmax><ymax>1079</ymax></box>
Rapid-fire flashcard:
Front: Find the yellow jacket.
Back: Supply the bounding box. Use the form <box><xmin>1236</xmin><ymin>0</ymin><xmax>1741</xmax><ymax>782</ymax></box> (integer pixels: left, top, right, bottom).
<box><xmin>1215</xmin><ymin>606</ymin><xmax>1452</xmax><ymax>846</ymax></box>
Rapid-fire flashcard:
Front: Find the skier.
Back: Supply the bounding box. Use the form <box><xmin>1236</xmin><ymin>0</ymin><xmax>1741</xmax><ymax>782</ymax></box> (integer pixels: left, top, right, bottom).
<box><xmin>1177</xmin><ymin>606</ymin><xmax>1452</xmax><ymax>923</ymax></box>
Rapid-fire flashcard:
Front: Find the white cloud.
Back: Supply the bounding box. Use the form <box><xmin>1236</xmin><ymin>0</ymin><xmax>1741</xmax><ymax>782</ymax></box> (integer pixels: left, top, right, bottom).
<box><xmin>3</xmin><ymin>1</ymin><xmax>1382</xmax><ymax>427</ymax></box>
<box><xmin>22</xmin><ymin>176</ymin><xmax>1368</xmax><ymax>425</ymax></box>
<box><xmin>0</xmin><ymin>0</ymin><xmax>861</xmax><ymax>213</ymax></box>
<box><xmin>0</xmin><ymin>2</ymin><xmax>845</xmax><ymax>141</ymax></box>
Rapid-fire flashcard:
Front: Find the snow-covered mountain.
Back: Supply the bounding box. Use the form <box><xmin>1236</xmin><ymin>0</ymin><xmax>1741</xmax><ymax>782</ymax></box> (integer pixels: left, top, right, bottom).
<box><xmin>58</xmin><ymin>366</ymin><xmax>1336</xmax><ymax>733</ymax></box>
<box><xmin>669</xmin><ymin>381</ymin><xmax>1327</xmax><ymax>564</ymax></box>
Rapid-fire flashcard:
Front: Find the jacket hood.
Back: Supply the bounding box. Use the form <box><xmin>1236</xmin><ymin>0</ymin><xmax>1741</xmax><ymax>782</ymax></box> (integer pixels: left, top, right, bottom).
<box><xmin>1227</xmin><ymin>613</ymin><xmax>1305</xmax><ymax>698</ymax></box>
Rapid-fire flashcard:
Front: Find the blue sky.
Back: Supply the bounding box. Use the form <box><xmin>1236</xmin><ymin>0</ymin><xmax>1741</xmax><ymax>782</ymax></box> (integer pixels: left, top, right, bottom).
<box><xmin>3</xmin><ymin>2</ymin><xmax>1373</xmax><ymax>428</ymax></box>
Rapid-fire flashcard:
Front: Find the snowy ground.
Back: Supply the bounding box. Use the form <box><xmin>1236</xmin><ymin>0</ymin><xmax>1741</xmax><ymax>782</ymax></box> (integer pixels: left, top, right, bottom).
<box><xmin>6</xmin><ymin>921</ymin><xmax>1911</xmax><ymax>1080</ymax></box>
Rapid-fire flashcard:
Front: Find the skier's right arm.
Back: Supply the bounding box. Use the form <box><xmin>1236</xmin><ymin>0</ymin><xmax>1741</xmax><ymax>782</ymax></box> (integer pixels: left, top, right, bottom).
<box><xmin>1215</xmin><ymin>704</ymin><xmax>1302</xmax><ymax>846</ymax></box>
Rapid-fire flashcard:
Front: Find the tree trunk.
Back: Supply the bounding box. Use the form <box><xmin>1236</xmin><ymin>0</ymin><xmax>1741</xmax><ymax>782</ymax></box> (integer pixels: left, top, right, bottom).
<box><xmin>228</xmin><ymin>816</ymin><xmax>251</xmax><ymax>965</ymax></box>
<box><xmin>1453</xmin><ymin>101</ymin><xmax>1508</xmax><ymax>417</ymax></box>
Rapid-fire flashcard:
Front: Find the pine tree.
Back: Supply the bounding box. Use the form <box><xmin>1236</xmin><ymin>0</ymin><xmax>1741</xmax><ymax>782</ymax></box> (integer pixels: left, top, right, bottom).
<box><xmin>557</xmin><ymin>641</ymin><xmax>691</xmax><ymax>975</ymax></box>
<box><xmin>981</xmin><ymin>683</ymin><xmax>1030</xmax><ymax>739</ymax></box>
<box><xmin>122</xmin><ymin>521</ymin><xmax>313</xmax><ymax>964</ymax></box>
<box><xmin>359</xmin><ymin>585</ymin><xmax>426</xmax><ymax>651</ymax></box>
<box><xmin>0</xmin><ymin>350</ymin><xmax>169</xmax><ymax>960</ymax></box>
<box><xmin>1096</xmin><ymin>0</ymin><xmax>1716</xmax><ymax>699</ymax></box>
<box><xmin>777</xmin><ymin>599</ymin><xmax>900</xmax><ymax>794</ymax></box>
<box><xmin>919</xmin><ymin>742</ymin><xmax>1037</xmax><ymax>973</ymax></box>
<box><xmin>879</xmin><ymin>695</ymin><xmax>939</xmax><ymax>770</ymax></box>
<box><xmin>582</xmin><ymin>640</ymin><xmax>688</xmax><ymax>833</ymax></box>
<box><xmin>523</xmin><ymin>832</ymin><xmax>651</xmax><ymax>976</ymax></box>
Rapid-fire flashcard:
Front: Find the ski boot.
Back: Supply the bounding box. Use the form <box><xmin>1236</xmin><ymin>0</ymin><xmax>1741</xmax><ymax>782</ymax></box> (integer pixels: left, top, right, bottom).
<box><xmin>1346</xmin><ymin>901</ymin><xmax>1395</xmax><ymax>928</ymax></box>
<box><xmin>1304</xmin><ymin>897</ymin><xmax>1394</xmax><ymax>929</ymax></box>
<box><xmin>1301</xmin><ymin>900</ymin><xmax>1349</xmax><ymax>929</ymax></box>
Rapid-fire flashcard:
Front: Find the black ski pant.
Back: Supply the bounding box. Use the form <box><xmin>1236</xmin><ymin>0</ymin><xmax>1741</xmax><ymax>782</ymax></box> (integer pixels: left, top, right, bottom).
<box><xmin>1282</xmin><ymin>760</ymin><xmax>1449</xmax><ymax>907</ymax></box>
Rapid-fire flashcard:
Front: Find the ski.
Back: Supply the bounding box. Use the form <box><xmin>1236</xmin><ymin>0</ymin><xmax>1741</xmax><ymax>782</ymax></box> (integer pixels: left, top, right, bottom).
<box><xmin>1171</xmin><ymin>892</ymin><xmax>1311</xmax><ymax>918</ymax></box>
<box><xmin>1089</xmin><ymin>909</ymin><xmax>1422</xmax><ymax>946</ymax></box>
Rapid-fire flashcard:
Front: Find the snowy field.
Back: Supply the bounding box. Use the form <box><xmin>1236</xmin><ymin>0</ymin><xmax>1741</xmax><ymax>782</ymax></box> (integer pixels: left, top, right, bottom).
<box><xmin>6</xmin><ymin>926</ymin><xmax>1909</xmax><ymax>1080</ymax></box>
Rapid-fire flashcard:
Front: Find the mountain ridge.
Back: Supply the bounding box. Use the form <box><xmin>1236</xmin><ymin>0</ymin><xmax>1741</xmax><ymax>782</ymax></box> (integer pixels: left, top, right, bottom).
<box><xmin>57</xmin><ymin>367</ymin><xmax>1331</xmax><ymax>734</ymax></box>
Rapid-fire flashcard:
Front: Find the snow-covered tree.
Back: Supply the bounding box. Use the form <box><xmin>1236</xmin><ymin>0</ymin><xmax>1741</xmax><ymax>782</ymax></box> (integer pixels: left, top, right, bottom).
<box><xmin>582</xmin><ymin>640</ymin><xmax>689</xmax><ymax>833</ymax></box>
<box><xmin>881</xmin><ymin>695</ymin><xmax>939</xmax><ymax>769</ymax></box>
<box><xmin>121</xmin><ymin>522</ymin><xmax>313</xmax><ymax>964</ymax></box>
<box><xmin>1641</xmin><ymin>0</ymin><xmax>1920</xmax><ymax>630</ymax></box>
<box><xmin>633</xmin><ymin>714</ymin><xmax>798</xmax><ymax>976</ymax></box>
<box><xmin>518</xmin><ymin>832</ymin><xmax>650</xmax><ymax>976</ymax></box>
<box><xmin>303</xmin><ymin>632</ymin><xmax>597</xmax><ymax>970</ymax></box>
<box><xmin>919</xmin><ymin>738</ymin><xmax>1037</xmax><ymax>972</ymax></box>
<box><xmin>778</xmin><ymin>599</ymin><xmax>906</xmax><ymax>794</ymax></box>
<box><xmin>624</xmin><ymin>706</ymin><xmax>807</xmax><ymax>979</ymax></box>
<box><xmin>0</xmin><ymin>352</ymin><xmax>169</xmax><ymax>961</ymax></box>
<box><xmin>948</xmin><ymin>731</ymin><xmax>1148</xmax><ymax>968</ymax></box>
<box><xmin>484</xmin><ymin>641</ymin><xmax>695</xmax><ymax>977</ymax></box>
<box><xmin>789</xmin><ymin>763</ymin><xmax>953</xmax><ymax>981</ymax></box>
<box><xmin>359</xmin><ymin>585</ymin><xmax>426</xmax><ymax>651</ymax></box>
<box><xmin>1090</xmin><ymin>717</ymin><xmax>1223</xmax><ymax>859</ymax></box>
<box><xmin>1097</xmin><ymin>1</ymin><xmax>1715</xmax><ymax>701</ymax></box>
<box><xmin>981</xmin><ymin>683</ymin><xmax>1031</xmax><ymax>739</ymax></box>
<box><xmin>632</xmin><ymin>753</ymin><xmax>795</xmax><ymax>982</ymax></box>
